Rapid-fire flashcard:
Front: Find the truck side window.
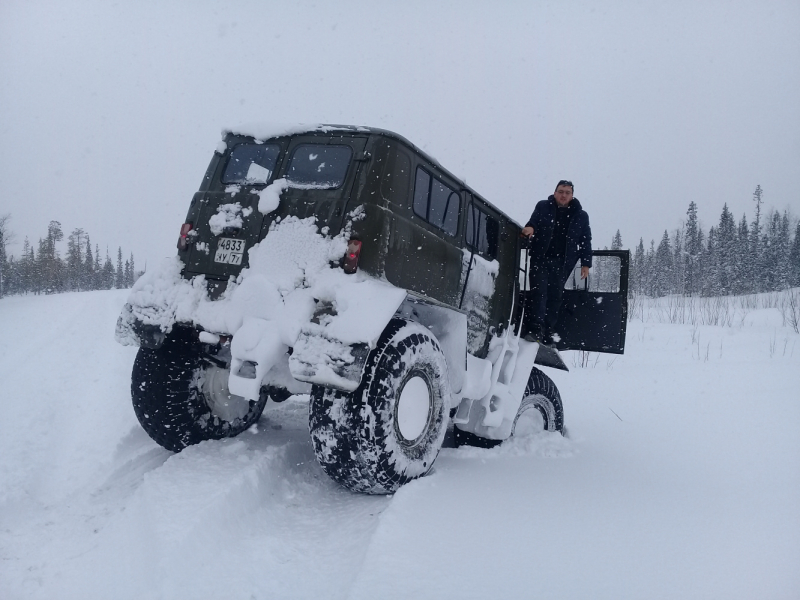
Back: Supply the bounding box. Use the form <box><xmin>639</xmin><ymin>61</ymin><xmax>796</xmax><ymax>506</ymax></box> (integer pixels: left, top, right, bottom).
<box><xmin>222</xmin><ymin>143</ymin><xmax>281</xmax><ymax>185</ymax></box>
<box><xmin>466</xmin><ymin>204</ymin><xmax>499</xmax><ymax>259</ymax></box>
<box><xmin>286</xmin><ymin>144</ymin><xmax>352</xmax><ymax>189</ymax></box>
<box><xmin>413</xmin><ymin>168</ymin><xmax>431</xmax><ymax>219</ymax></box>
<box><xmin>412</xmin><ymin>166</ymin><xmax>460</xmax><ymax>236</ymax></box>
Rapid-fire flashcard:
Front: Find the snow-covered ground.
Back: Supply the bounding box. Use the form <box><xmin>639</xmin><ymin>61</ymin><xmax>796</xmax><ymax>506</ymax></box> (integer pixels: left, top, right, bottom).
<box><xmin>1</xmin><ymin>289</ymin><xmax>798</xmax><ymax>600</ymax></box>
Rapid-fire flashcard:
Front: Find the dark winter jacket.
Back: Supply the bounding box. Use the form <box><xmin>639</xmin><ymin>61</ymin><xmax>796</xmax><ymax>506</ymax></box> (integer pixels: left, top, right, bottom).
<box><xmin>525</xmin><ymin>196</ymin><xmax>592</xmax><ymax>279</ymax></box>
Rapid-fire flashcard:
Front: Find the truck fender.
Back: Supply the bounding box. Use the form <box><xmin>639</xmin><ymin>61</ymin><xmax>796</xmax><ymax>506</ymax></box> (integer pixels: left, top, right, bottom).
<box><xmin>393</xmin><ymin>293</ymin><xmax>467</xmax><ymax>398</ymax></box>
<box><xmin>289</xmin><ymin>289</ymin><xmax>468</xmax><ymax>398</ymax></box>
<box><xmin>288</xmin><ymin>280</ymin><xmax>407</xmax><ymax>392</ymax></box>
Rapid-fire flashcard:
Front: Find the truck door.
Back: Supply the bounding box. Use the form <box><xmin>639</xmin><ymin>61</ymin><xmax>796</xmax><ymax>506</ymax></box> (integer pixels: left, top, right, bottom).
<box><xmin>555</xmin><ymin>250</ymin><xmax>630</xmax><ymax>353</ymax></box>
<box><xmin>459</xmin><ymin>195</ymin><xmax>501</xmax><ymax>354</ymax></box>
<box><xmin>267</xmin><ymin>134</ymin><xmax>368</xmax><ymax>232</ymax></box>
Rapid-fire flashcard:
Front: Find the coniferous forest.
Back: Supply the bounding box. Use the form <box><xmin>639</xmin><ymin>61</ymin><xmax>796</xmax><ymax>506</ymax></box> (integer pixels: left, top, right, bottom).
<box><xmin>624</xmin><ymin>186</ymin><xmax>800</xmax><ymax>298</ymax></box>
<box><xmin>0</xmin><ymin>216</ymin><xmax>140</xmax><ymax>297</ymax></box>
<box><xmin>1</xmin><ymin>185</ymin><xmax>798</xmax><ymax>300</ymax></box>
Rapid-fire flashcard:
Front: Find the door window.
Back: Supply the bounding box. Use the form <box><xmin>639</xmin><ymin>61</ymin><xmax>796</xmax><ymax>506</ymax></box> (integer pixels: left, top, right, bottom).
<box><xmin>466</xmin><ymin>204</ymin><xmax>499</xmax><ymax>259</ymax></box>
<box><xmin>564</xmin><ymin>255</ymin><xmax>621</xmax><ymax>292</ymax></box>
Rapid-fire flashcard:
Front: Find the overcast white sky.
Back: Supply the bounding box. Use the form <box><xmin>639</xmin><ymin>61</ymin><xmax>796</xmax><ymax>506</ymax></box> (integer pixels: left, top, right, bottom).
<box><xmin>1</xmin><ymin>0</ymin><xmax>798</xmax><ymax>269</ymax></box>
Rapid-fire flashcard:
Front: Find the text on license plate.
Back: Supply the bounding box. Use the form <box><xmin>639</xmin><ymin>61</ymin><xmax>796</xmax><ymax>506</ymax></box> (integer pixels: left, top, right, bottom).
<box><xmin>214</xmin><ymin>238</ymin><xmax>245</xmax><ymax>265</ymax></box>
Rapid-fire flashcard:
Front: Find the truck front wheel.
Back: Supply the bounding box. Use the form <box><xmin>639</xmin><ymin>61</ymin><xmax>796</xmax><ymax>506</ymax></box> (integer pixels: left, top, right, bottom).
<box><xmin>512</xmin><ymin>366</ymin><xmax>565</xmax><ymax>436</ymax></box>
<box><xmin>309</xmin><ymin>319</ymin><xmax>450</xmax><ymax>494</ymax></box>
<box><xmin>454</xmin><ymin>365</ymin><xmax>564</xmax><ymax>448</ymax></box>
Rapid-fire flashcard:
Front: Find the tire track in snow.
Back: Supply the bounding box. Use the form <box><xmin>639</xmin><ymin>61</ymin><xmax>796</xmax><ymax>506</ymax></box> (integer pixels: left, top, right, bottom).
<box><xmin>113</xmin><ymin>398</ymin><xmax>392</xmax><ymax>600</ymax></box>
<box><xmin>1</xmin><ymin>289</ymin><xmax>392</xmax><ymax>599</ymax></box>
<box><xmin>4</xmin><ymin>398</ymin><xmax>392</xmax><ymax>600</ymax></box>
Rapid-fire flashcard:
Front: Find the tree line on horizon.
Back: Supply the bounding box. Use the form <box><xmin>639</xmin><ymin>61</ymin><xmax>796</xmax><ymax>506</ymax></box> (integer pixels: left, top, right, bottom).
<box><xmin>2</xmin><ymin>185</ymin><xmax>799</xmax><ymax>301</ymax></box>
<box><xmin>616</xmin><ymin>186</ymin><xmax>800</xmax><ymax>298</ymax></box>
<box><xmin>0</xmin><ymin>217</ymin><xmax>140</xmax><ymax>298</ymax></box>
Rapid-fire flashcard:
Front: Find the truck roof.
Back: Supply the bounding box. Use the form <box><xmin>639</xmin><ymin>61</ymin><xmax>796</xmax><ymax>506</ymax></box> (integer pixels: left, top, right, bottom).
<box><xmin>222</xmin><ymin>123</ymin><xmax>522</xmax><ymax>229</ymax></box>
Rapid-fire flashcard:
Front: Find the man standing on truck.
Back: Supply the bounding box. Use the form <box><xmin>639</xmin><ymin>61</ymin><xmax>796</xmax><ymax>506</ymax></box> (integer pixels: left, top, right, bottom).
<box><xmin>520</xmin><ymin>180</ymin><xmax>592</xmax><ymax>344</ymax></box>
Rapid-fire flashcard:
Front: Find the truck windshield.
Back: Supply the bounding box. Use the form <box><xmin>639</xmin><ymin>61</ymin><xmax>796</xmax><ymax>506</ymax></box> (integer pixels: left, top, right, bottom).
<box><xmin>222</xmin><ymin>143</ymin><xmax>281</xmax><ymax>185</ymax></box>
<box><xmin>286</xmin><ymin>144</ymin><xmax>352</xmax><ymax>189</ymax></box>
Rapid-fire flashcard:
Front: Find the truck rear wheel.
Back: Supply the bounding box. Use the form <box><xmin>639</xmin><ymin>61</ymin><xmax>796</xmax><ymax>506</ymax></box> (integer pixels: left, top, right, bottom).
<box><xmin>309</xmin><ymin>319</ymin><xmax>450</xmax><ymax>494</ymax></box>
<box><xmin>131</xmin><ymin>328</ymin><xmax>268</xmax><ymax>452</ymax></box>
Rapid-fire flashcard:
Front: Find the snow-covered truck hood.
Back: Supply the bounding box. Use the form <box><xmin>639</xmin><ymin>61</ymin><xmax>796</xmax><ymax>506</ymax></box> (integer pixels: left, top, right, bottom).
<box><xmin>116</xmin><ymin>214</ymin><xmax>406</xmax><ymax>399</ymax></box>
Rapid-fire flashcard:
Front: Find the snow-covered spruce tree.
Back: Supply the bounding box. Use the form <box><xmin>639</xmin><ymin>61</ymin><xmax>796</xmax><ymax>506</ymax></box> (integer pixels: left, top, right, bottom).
<box><xmin>611</xmin><ymin>230</ymin><xmax>623</xmax><ymax>250</ymax></box>
<box><xmin>734</xmin><ymin>214</ymin><xmax>750</xmax><ymax>295</ymax></box>
<box><xmin>778</xmin><ymin>211</ymin><xmax>791</xmax><ymax>289</ymax></box>
<box><xmin>83</xmin><ymin>236</ymin><xmax>94</xmax><ymax>291</ymax></box>
<box><xmin>683</xmin><ymin>201</ymin><xmax>701</xmax><ymax>295</ymax></box>
<box><xmin>750</xmin><ymin>185</ymin><xmax>764</xmax><ymax>293</ymax></box>
<box><xmin>3</xmin><ymin>256</ymin><xmax>16</xmax><ymax>295</ymax></box>
<box><xmin>789</xmin><ymin>221</ymin><xmax>800</xmax><ymax>287</ymax></box>
<box><xmin>696</xmin><ymin>227</ymin><xmax>706</xmax><ymax>292</ymax></box>
<box><xmin>600</xmin><ymin>231</ymin><xmax>623</xmax><ymax>295</ymax></box>
<box><xmin>32</xmin><ymin>239</ymin><xmax>45</xmax><ymax>294</ymax></box>
<box><xmin>716</xmin><ymin>204</ymin><xmax>736</xmax><ymax>295</ymax></box>
<box><xmin>672</xmin><ymin>228</ymin><xmax>684</xmax><ymax>295</ymax></box>
<box><xmin>16</xmin><ymin>238</ymin><xmax>32</xmax><ymax>294</ymax></box>
<box><xmin>66</xmin><ymin>228</ymin><xmax>85</xmax><ymax>291</ymax></box>
<box><xmin>115</xmin><ymin>247</ymin><xmax>124</xmax><ymax>289</ymax></box>
<box><xmin>762</xmin><ymin>210</ymin><xmax>791</xmax><ymax>291</ymax></box>
<box><xmin>94</xmin><ymin>245</ymin><xmax>102</xmax><ymax>290</ymax></box>
<box><xmin>594</xmin><ymin>246</ymin><xmax>609</xmax><ymax>291</ymax></box>
<box><xmin>644</xmin><ymin>239</ymin><xmax>656</xmax><ymax>296</ymax></box>
<box><xmin>761</xmin><ymin>211</ymin><xmax>774</xmax><ymax>291</ymax></box>
<box><xmin>0</xmin><ymin>213</ymin><xmax>11</xmax><ymax>298</ymax></box>
<box><xmin>653</xmin><ymin>230</ymin><xmax>673</xmax><ymax>297</ymax></box>
<box><xmin>632</xmin><ymin>238</ymin><xmax>645</xmax><ymax>295</ymax></box>
<box><xmin>102</xmin><ymin>248</ymin><xmax>115</xmax><ymax>290</ymax></box>
<box><xmin>128</xmin><ymin>253</ymin><xmax>136</xmax><ymax>286</ymax></box>
<box><xmin>124</xmin><ymin>258</ymin><xmax>132</xmax><ymax>288</ymax></box>
<box><xmin>37</xmin><ymin>221</ymin><xmax>64</xmax><ymax>294</ymax></box>
<box><xmin>701</xmin><ymin>226</ymin><xmax>719</xmax><ymax>297</ymax></box>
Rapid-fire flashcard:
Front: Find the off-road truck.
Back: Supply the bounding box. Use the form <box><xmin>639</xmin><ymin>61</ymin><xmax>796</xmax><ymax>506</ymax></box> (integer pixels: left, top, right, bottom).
<box><xmin>116</xmin><ymin>124</ymin><xmax>629</xmax><ymax>494</ymax></box>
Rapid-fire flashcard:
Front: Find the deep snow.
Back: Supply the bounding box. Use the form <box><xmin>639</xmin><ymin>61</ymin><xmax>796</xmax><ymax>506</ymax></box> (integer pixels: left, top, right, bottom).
<box><xmin>1</xmin><ymin>289</ymin><xmax>798</xmax><ymax>599</ymax></box>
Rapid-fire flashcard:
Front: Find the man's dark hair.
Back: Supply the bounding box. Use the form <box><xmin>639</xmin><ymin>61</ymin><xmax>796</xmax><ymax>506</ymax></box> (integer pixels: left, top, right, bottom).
<box><xmin>555</xmin><ymin>179</ymin><xmax>574</xmax><ymax>191</ymax></box>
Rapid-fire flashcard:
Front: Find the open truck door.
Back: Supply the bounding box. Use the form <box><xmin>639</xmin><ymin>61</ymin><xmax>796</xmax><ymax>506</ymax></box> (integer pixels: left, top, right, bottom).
<box><xmin>555</xmin><ymin>250</ymin><xmax>630</xmax><ymax>353</ymax></box>
<box><xmin>514</xmin><ymin>248</ymin><xmax>630</xmax><ymax>371</ymax></box>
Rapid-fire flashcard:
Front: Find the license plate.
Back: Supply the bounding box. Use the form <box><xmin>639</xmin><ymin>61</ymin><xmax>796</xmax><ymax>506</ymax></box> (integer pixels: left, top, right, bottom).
<box><xmin>214</xmin><ymin>237</ymin><xmax>245</xmax><ymax>265</ymax></box>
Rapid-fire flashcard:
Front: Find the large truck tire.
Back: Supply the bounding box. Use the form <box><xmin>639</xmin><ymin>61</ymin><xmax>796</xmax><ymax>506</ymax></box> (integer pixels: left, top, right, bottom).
<box><xmin>309</xmin><ymin>319</ymin><xmax>450</xmax><ymax>494</ymax></box>
<box><xmin>131</xmin><ymin>327</ymin><xmax>268</xmax><ymax>452</ymax></box>
<box><xmin>512</xmin><ymin>366</ymin><xmax>564</xmax><ymax>436</ymax></box>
